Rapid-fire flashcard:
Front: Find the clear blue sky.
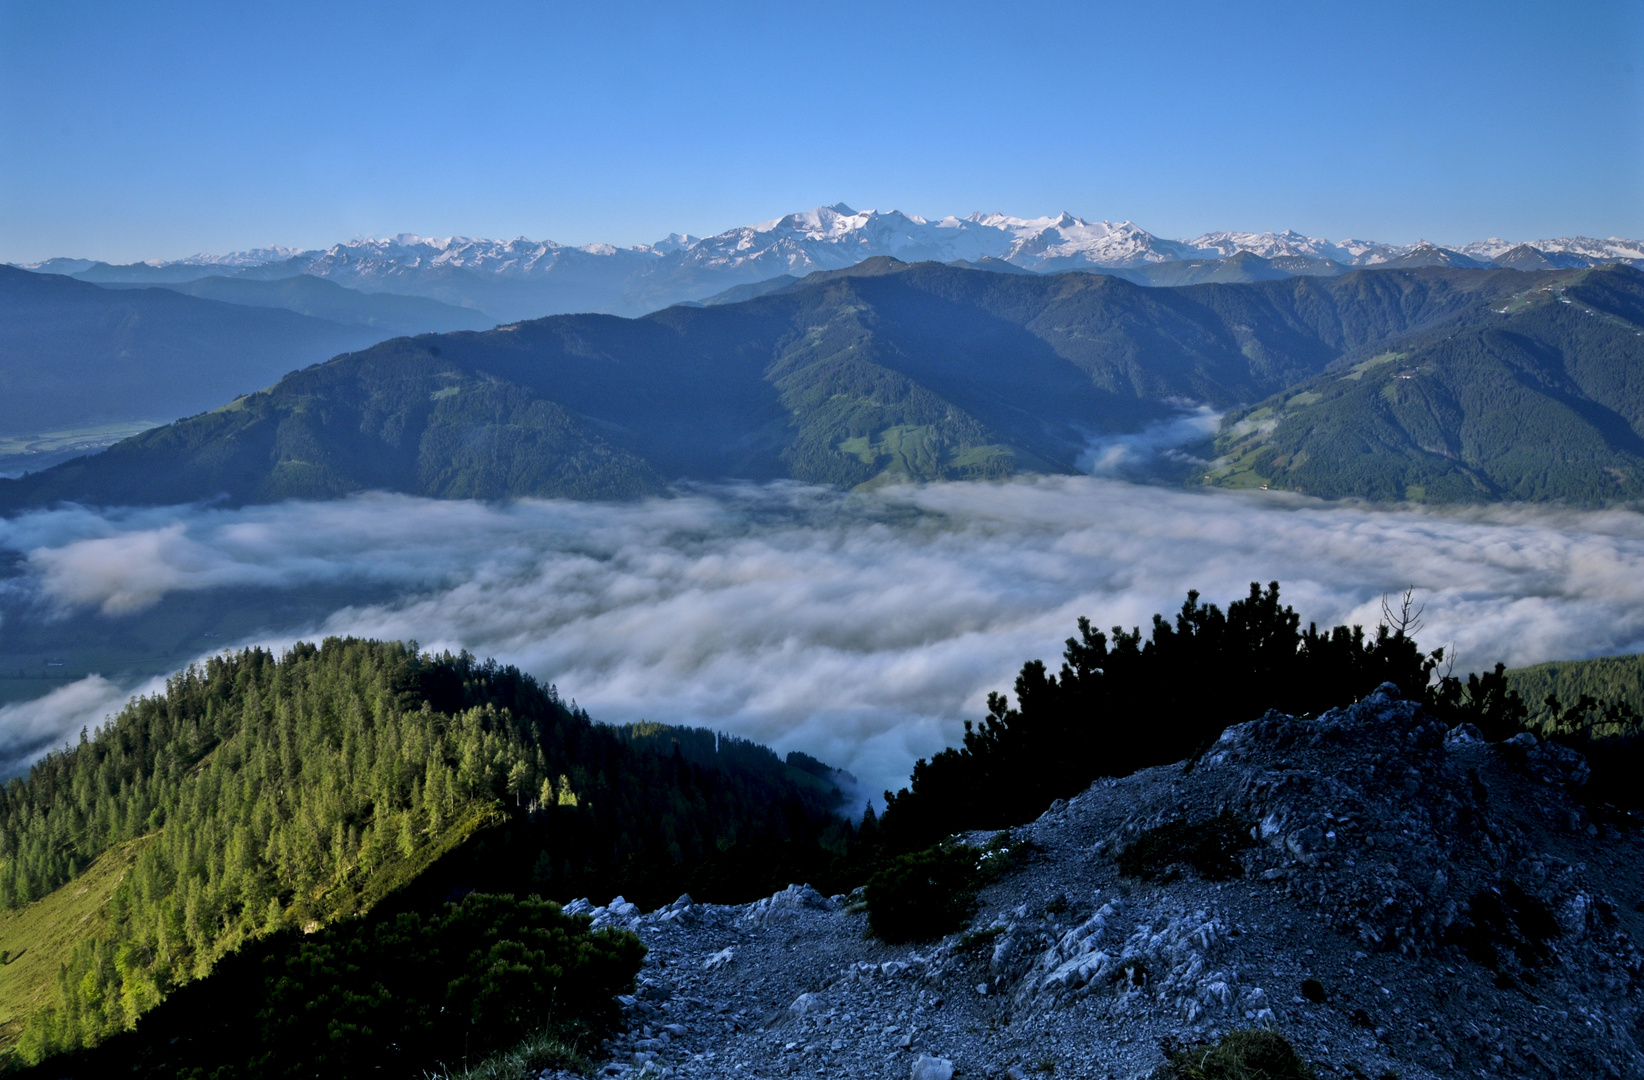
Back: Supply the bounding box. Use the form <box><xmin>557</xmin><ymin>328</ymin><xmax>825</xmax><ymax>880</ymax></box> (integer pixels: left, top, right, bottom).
<box><xmin>2</xmin><ymin>0</ymin><xmax>1640</xmax><ymax>263</ymax></box>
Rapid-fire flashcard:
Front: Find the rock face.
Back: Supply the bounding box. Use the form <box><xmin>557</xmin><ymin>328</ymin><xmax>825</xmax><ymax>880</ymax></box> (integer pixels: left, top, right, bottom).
<box><xmin>544</xmin><ymin>686</ymin><xmax>1643</xmax><ymax>1079</ymax></box>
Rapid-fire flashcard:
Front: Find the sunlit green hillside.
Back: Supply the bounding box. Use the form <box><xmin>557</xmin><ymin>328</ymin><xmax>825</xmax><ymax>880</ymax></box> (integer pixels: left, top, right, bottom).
<box><xmin>1208</xmin><ymin>266</ymin><xmax>1644</xmax><ymax>504</ymax></box>
<box><xmin>0</xmin><ymin>639</ymin><xmax>844</xmax><ymax>1062</ymax></box>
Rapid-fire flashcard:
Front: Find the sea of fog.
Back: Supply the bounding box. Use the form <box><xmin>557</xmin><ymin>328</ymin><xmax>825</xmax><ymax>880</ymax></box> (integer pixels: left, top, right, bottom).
<box><xmin>3</xmin><ymin>476</ymin><xmax>1644</xmax><ymax>802</ymax></box>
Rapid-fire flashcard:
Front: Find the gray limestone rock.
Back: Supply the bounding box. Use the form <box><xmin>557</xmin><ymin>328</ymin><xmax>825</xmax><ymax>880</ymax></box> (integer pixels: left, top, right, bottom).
<box><xmin>910</xmin><ymin>1054</ymin><xmax>955</xmax><ymax>1080</ymax></box>
<box><xmin>547</xmin><ymin>688</ymin><xmax>1644</xmax><ymax>1080</ymax></box>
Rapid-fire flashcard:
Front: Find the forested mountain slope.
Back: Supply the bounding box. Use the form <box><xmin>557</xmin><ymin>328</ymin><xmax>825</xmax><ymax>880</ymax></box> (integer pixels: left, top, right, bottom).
<box><xmin>1209</xmin><ymin>265</ymin><xmax>1644</xmax><ymax>503</ymax></box>
<box><xmin>1095</xmin><ymin>249</ymin><xmax>1346</xmax><ymax>286</ymax></box>
<box><xmin>0</xmin><ymin>639</ymin><xmax>845</xmax><ymax>1059</ymax></box>
<box><xmin>0</xmin><ymin>261</ymin><xmax>1553</xmax><ymax>509</ymax></box>
<box><xmin>0</xmin><ymin>267</ymin><xmax>388</xmax><ymax>436</ymax></box>
<box><xmin>1509</xmin><ymin>651</ymin><xmax>1644</xmax><ymax>720</ymax></box>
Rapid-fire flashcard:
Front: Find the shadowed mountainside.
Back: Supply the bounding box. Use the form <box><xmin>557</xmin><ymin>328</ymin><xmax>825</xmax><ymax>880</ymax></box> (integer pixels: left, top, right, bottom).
<box><xmin>97</xmin><ymin>273</ymin><xmax>496</xmax><ymax>336</ymax></box>
<box><xmin>0</xmin><ymin>267</ymin><xmax>389</xmax><ymax>436</ymax></box>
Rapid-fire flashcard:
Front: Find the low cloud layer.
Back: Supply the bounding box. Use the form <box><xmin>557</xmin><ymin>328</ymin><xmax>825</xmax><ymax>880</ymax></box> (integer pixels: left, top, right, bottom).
<box><xmin>0</xmin><ymin>674</ymin><xmax>167</xmax><ymax>776</ymax></box>
<box><xmin>4</xmin><ymin>479</ymin><xmax>1644</xmax><ymax>798</ymax></box>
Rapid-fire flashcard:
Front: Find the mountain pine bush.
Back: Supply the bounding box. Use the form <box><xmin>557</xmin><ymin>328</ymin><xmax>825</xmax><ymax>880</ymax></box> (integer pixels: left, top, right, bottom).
<box><xmin>880</xmin><ymin>582</ymin><xmax>1540</xmax><ymax>849</ymax></box>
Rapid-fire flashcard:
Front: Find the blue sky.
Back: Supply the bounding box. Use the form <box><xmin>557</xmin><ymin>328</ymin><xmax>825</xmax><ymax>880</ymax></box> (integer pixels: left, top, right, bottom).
<box><xmin>2</xmin><ymin>0</ymin><xmax>1640</xmax><ymax>263</ymax></box>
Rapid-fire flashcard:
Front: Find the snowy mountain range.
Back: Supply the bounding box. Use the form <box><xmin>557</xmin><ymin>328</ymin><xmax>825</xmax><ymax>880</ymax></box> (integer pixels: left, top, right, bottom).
<box><xmin>21</xmin><ymin>204</ymin><xmax>1644</xmax><ymax>322</ymax></box>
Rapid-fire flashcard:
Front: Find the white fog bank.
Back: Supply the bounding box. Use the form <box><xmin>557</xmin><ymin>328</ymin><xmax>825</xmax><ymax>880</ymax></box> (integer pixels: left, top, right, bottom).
<box><xmin>4</xmin><ymin>478</ymin><xmax>1644</xmax><ymax>798</ymax></box>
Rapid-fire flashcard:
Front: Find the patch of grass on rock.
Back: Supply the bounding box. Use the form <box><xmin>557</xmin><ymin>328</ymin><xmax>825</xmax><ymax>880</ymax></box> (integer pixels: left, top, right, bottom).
<box><xmin>1118</xmin><ymin>812</ymin><xmax>1253</xmax><ymax>882</ymax></box>
<box><xmin>958</xmin><ymin>924</ymin><xmax>1006</xmax><ymax>952</ymax></box>
<box><xmin>975</xmin><ymin>829</ymin><xmax>1043</xmax><ymax>883</ymax></box>
<box><xmin>431</xmin><ymin>1024</ymin><xmax>592</xmax><ymax>1080</ymax></box>
<box><xmin>1150</xmin><ymin>1029</ymin><xmax>1317</xmax><ymax>1080</ymax></box>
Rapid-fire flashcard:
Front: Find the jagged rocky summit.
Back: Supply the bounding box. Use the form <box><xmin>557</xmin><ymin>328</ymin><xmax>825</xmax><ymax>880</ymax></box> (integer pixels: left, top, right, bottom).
<box><xmin>544</xmin><ymin>685</ymin><xmax>1641</xmax><ymax>1080</ymax></box>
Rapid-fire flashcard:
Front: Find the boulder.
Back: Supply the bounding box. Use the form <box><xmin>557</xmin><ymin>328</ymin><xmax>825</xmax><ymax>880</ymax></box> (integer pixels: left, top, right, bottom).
<box><xmin>742</xmin><ymin>883</ymin><xmax>838</xmax><ymax>927</ymax></box>
<box><xmin>910</xmin><ymin>1054</ymin><xmax>955</xmax><ymax>1080</ymax></box>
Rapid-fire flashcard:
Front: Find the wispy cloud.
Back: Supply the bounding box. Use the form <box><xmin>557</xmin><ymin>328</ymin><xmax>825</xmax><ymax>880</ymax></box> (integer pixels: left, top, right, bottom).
<box><xmin>1077</xmin><ymin>404</ymin><xmax>1221</xmax><ymax>479</ymax></box>
<box><xmin>3</xmin><ymin>479</ymin><xmax>1643</xmax><ymax>799</ymax></box>
<box><xmin>0</xmin><ymin>674</ymin><xmax>167</xmax><ymax>776</ymax></box>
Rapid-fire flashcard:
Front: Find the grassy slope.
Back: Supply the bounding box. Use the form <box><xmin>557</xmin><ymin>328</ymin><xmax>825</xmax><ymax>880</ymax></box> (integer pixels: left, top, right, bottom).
<box><xmin>1207</xmin><ymin>267</ymin><xmax>1644</xmax><ymax>504</ymax></box>
<box><xmin>0</xmin><ymin>422</ymin><xmax>160</xmax><ymax>478</ymax></box>
<box><xmin>0</xmin><ymin>804</ymin><xmax>498</xmax><ymax>1054</ymax></box>
<box><xmin>0</xmin><ymin>839</ymin><xmax>150</xmax><ymax>1044</ymax></box>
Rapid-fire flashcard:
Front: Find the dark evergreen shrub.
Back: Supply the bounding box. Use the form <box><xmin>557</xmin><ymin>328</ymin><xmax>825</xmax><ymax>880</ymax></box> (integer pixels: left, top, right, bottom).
<box><xmin>258</xmin><ymin>892</ymin><xmax>644</xmax><ymax>1076</ymax></box>
<box><xmin>15</xmin><ymin>893</ymin><xmax>644</xmax><ymax>1080</ymax></box>
<box><xmin>864</xmin><ymin>846</ymin><xmax>978</xmax><ymax>944</ymax></box>
<box><xmin>881</xmin><ymin>582</ymin><xmax>1547</xmax><ymax>850</ymax></box>
<box><xmin>1442</xmin><ymin>881</ymin><xmax>1560</xmax><ymax>972</ymax></box>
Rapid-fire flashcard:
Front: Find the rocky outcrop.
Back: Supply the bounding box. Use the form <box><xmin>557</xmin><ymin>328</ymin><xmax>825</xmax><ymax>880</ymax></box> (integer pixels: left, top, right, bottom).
<box><xmin>538</xmin><ymin>686</ymin><xmax>1643</xmax><ymax>1079</ymax></box>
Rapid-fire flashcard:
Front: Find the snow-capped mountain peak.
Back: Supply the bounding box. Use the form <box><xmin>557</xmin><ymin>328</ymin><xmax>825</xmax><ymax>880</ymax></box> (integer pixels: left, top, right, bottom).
<box><xmin>1183</xmin><ymin>229</ymin><xmax>1407</xmax><ymax>265</ymax></box>
<box><xmin>1459</xmin><ymin>235</ymin><xmax>1644</xmax><ymax>263</ymax></box>
<box><xmin>175</xmin><ymin>244</ymin><xmax>310</xmax><ymax>267</ymax></box>
<box><xmin>647</xmin><ymin>233</ymin><xmax>701</xmax><ymax>255</ymax></box>
<box><xmin>24</xmin><ymin>207</ymin><xmax>1640</xmax><ymax>324</ymax></box>
<box><xmin>47</xmin><ymin>208</ymin><xmax>1642</xmax><ymax>281</ymax></box>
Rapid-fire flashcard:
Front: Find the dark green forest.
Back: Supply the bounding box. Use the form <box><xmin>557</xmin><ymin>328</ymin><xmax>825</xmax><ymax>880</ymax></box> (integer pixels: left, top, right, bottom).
<box><xmin>1509</xmin><ymin>651</ymin><xmax>1644</xmax><ymax>721</ymax></box>
<box><xmin>0</xmin><ymin>266</ymin><xmax>383</xmax><ymax>438</ymax></box>
<box><xmin>0</xmin><ymin>639</ymin><xmax>844</xmax><ymax>1062</ymax></box>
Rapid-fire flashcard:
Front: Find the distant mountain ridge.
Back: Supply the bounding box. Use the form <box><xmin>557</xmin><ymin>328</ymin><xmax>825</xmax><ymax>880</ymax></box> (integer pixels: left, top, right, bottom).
<box><xmin>95</xmin><ymin>274</ymin><xmax>493</xmax><ymax>336</ymax></box>
<box><xmin>18</xmin><ymin>205</ymin><xmax>1643</xmax><ymax>321</ymax></box>
<box><xmin>0</xmin><ymin>265</ymin><xmax>389</xmax><ymax>438</ymax></box>
<box><xmin>4</xmin><ymin>259</ymin><xmax>1608</xmax><ymax>512</ymax></box>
